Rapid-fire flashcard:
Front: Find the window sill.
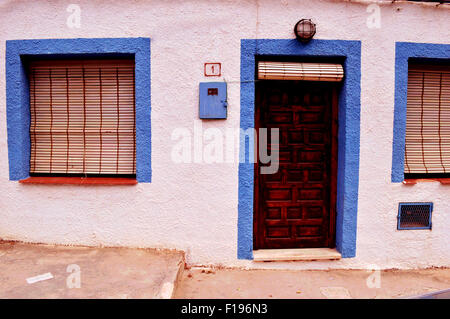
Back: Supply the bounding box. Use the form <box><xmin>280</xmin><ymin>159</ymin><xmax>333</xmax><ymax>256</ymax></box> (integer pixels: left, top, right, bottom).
<box><xmin>403</xmin><ymin>178</ymin><xmax>450</xmax><ymax>185</ymax></box>
<box><xmin>19</xmin><ymin>176</ymin><xmax>137</xmax><ymax>186</ymax></box>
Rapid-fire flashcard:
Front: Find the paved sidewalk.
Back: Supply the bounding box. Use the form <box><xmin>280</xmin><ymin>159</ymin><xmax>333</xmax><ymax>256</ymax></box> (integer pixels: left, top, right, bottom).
<box><xmin>0</xmin><ymin>241</ymin><xmax>184</xmax><ymax>299</ymax></box>
<box><xmin>1</xmin><ymin>241</ymin><xmax>448</xmax><ymax>299</ymax></box>
<box><xmin>174</xmin><ymin>267</ymin><xmax>450</xmax><ymax>299</ymax></box>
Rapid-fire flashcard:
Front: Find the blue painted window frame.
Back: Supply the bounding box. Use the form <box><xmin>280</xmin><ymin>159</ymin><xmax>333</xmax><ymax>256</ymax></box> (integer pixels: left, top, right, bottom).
<box><xmin>391</xmin><ymin>42</ymin><xmax>450</xmax><ymax>183</ymax></box>
<box><xmin>5</xmin><ymin>37</ymin><xmax>151</xmax><ymax>182</ymax></box>
<box><xmin>238</xmin><ymin>39</ymin><xmax>361</xmax><ymax>259</ymax></box>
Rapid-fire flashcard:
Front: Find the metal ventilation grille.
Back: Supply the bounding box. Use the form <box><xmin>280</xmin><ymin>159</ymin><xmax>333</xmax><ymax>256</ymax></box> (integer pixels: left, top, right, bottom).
<box><xmin>398</xmin><ymin>203</ymin><xmax>433</xmax><ymax>230</ymax></box>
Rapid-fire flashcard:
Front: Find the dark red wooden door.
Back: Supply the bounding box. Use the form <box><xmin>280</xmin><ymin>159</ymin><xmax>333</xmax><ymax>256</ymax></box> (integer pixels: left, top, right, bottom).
<box><xmin>254</xmin><ymin>80</ymin><xmax>338</xmax><ymax>249</ymax></box>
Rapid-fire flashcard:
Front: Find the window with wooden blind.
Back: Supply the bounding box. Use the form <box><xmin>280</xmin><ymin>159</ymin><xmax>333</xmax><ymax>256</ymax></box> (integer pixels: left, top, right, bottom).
<box><xmin>29</xmin><ymin>59</ymin><xmax>136</xmax><ymax>176</ymax></box>
<box><xmin>258</xmin><ymin>61</ymin><xmax>344</xmax><ymax>82</ymax></box>
<box><xmin>404</xmin><ymin>63</ymin><xmax>450</xmax><ymax>177</ymax></box>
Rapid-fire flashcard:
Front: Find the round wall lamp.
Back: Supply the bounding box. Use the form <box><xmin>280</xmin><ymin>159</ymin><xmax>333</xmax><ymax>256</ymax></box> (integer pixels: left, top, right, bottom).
<box><xmin>294</xmin><ymin>19</ymin><xmax>316</xmax><ymax>43</ymax></box>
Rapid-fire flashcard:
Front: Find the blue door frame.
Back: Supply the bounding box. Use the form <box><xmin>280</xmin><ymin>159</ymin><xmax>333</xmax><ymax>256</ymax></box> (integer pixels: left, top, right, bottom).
<box><xmin>238</xmin><ymin>39</ymin><xmax>361</xmax><ymax>259</ymax></box>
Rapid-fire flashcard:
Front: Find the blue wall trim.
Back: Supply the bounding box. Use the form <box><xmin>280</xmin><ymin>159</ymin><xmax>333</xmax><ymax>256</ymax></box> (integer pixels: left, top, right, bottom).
<box><xmin>238</xmin><ymin>39</ymin><xmax>361</xmax><ymax>259</ymax></box>
<box><xmin>5</xmin><ymin>37</ymin><xmax>151</xmax><ymax>182</ymax></box>
<box><xmin>391</xmin><ymin>42</ymin><xmax>450</xmax><ymax>183</ymax></box>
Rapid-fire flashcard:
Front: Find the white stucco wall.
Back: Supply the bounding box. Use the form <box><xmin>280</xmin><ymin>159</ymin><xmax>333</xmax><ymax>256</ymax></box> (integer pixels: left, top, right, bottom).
<box><xmin>0</xmin><ymin>0</ymin><xmax>449</xmax><ymax>269</ymax></box>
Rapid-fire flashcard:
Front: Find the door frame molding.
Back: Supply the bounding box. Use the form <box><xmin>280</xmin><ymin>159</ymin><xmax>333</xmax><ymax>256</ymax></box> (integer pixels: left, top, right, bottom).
<box><xmin>238</xmin><ymin>39</ymin><xmax>361</xmax><ymax>259</ymax></box>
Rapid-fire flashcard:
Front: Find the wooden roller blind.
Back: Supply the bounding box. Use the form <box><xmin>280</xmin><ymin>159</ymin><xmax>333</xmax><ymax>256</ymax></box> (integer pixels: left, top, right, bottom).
<box><xmin>29</xmin><ymin>59</ymin><xmax>136</xmax><ymax>175</ymax></box>
<box><xmin>258</xmin><ymin>62</ymin><xmax>344</xmax><ymax>82</ymax></box>
<box><xmin>405</xmin><ymin>64</ymin><xmax>450</xmax><ymax>174</ymax></box>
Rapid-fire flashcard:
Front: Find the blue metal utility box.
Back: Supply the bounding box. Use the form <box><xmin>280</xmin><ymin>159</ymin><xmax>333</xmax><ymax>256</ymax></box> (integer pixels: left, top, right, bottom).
<box><xmin>199</xmin><ymin>82</ymin><xmax>227</xmax><ymax>119</ymax></box>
